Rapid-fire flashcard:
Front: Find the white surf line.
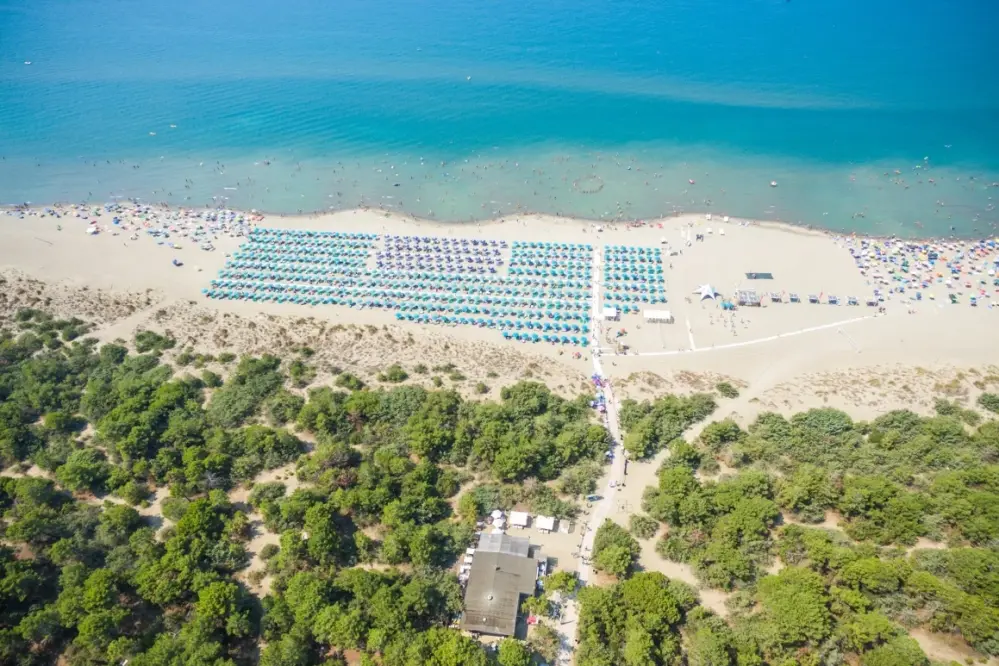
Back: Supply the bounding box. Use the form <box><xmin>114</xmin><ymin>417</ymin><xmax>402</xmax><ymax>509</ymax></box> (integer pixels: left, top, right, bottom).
<box><xmin>686</xmin><ymin>316</ymin><xmax>696</xmax><ymax>350</ymax></box>
<box><xmin>625</xmin><ymin>314</ymin><xmax>875</xmax><ymax>357</ymax></box>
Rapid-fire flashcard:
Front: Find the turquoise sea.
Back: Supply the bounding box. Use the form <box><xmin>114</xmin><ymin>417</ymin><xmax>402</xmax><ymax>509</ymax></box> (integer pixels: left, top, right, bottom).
<box><xmin>1</xmin><ymin>0</ymin><xmax>997</xmax><ymax>236</ymax></box>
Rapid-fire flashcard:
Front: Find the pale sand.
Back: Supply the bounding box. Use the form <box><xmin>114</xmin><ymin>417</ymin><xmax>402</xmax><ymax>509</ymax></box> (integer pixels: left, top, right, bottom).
<box><xmin>5</xmin><ymin>206</ymin><xmax>999</xmax><ymax>660</ymax></box>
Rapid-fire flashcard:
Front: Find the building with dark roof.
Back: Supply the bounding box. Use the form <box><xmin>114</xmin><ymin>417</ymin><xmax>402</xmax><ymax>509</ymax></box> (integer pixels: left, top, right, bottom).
<box><xmin>461</xmin><ymin>534</ymin><xmax>540</xmax><ymax>636</ymax></box>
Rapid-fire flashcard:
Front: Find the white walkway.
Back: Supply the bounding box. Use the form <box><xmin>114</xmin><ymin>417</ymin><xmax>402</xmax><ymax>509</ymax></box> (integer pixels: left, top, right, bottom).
<box><xmin>623</xmin><ymin>314</ymin><xmax>874</xmax><ymax>357</ymax></box>
<box><xmin>554</xmin><ymin>245</ymin><xmax>629</xmax><ymax>665</ymax></box>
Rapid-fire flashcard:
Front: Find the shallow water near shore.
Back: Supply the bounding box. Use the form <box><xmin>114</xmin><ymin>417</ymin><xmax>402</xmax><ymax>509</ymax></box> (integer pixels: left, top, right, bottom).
<box><xmin>1</xmin><ymin>0</ymin><xmax>997</xmax><ymax>236</ymax></box>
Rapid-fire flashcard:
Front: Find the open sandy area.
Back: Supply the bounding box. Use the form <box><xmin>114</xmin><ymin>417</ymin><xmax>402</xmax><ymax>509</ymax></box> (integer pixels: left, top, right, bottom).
<box><xmin>3</xmin><ymin>203</ymin><xmax>997</xmax><ymax>401</ymax></box>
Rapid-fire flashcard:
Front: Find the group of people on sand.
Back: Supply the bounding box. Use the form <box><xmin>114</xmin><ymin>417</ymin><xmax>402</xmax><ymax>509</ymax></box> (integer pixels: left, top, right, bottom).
<box><xmin>5</xmin><ymin>202</ymin><xmax>261</xmax><ymax>252</ymax></box>
<box><xmin>840</xmin><ymin>234</ymin><xmax>999</xmax><ymax>309</ymax></box>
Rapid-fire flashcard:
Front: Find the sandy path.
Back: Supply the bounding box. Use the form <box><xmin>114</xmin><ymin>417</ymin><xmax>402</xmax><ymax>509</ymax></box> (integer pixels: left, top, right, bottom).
<box><xmin>553</xmin><ymin>255</ymin><xmax>631</xmax><ymax>666</ymax></box>
<box><xmin>911</xmin><ymin>628</ymin><xmax>999</xmax><ymax>666</ymax></box>
<box><xmin>229</xmin><ymin>462</ymin><xmax>302</xmax><ymax>596</ymax></box>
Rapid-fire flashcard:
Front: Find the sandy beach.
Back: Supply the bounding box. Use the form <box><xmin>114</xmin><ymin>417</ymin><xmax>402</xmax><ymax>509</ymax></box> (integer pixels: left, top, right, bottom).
<box><xmin>3</xmin><ymin>201</ymin><xmax>998</xmax><ymax>405</ymax></box>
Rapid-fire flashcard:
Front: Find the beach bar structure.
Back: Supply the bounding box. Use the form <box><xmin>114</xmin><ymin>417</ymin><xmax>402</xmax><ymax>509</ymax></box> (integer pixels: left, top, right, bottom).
<box><xmin>735</xmin><ymin>290</ymin><xmax>761</xmax><ymax>307</ymax></box>
<box><xmin>536</xmin><ymin>516</ymin><xmax>556</xmax><ymax>534</ymax></box>
<box><xmin>461</xmin><ymin>534</ymin><xmax>542</xmax><ymax>636</ymax></box>
<box><xmin>644</xmin><ymin>309</ymin><xmax>674</xmax><ymax>323</ymax></box>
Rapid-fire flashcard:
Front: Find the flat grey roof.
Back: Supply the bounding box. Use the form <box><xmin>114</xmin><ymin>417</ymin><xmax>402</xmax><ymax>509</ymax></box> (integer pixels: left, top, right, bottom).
<box><xmin>461</xmin><ymin>550</ymin><xmax>539</xmax><ymax>636</ymax></box>
<box><xmin>476</xmin><ymin>532</ymin><xmax>530</xmax><ymax>557</ymax></box>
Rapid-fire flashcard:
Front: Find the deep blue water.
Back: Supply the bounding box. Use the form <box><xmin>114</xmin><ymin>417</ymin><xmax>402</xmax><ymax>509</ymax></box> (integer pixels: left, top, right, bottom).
<box><xmin>1</xmin><ymin>0</ymin><xmax>997</xmax><ymax>235</ymax></box>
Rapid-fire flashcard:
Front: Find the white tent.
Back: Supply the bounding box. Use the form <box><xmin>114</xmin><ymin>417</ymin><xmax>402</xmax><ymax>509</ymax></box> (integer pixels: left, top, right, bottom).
<box><xmin>509</xmin><ymin>511</ymin><xmax>529</xmax><ymax>528</ymax></box>
<box><xmin>490</xmin><ymin>509</ymin><xmax>504</xmax><ymax>520</ymax></box>
<box><xmin>602</xmin><ymin>306</ymin><xmax>619</xmax><ymax>321</ymax></box>
<box><xmin>644</xmin><ymin>310</ymin><xmax>674</xmax><ymax>323</ymax></box>
<box><xmin>536</xmin><ymin>516</ymin><xmax>556</xmax><ymax>533</ymax></box>
<box><xmin>695</xmin><ymin>284</ymin><xmax>718</xmax><ymax>301</ymax></box>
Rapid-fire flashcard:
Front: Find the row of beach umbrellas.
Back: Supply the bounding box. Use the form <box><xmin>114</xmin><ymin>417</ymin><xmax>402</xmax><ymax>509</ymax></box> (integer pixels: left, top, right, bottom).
<box><xmin>216</xmin><ymin>268</ymin><xmax>589</xmax><ymax>292</ymax></box>
<box><xmin>242</xmin><ymin>238</ymin><xmax>375</xmax><ymax>249</ymax></box>
<box><xmin>387</xmin><ymin>236</ymin><xmax>507</xmax><ymax>247</ymax></box>
<box><xmin>512</xmin><ymin>241</ymin><xmax>591</xmax><ymax>251</ymax></box>
<box><xmin>203</xmin><ymin>288</ymin><xmax>589</xmax><ymax>329</ymax></box>
<box><xmin>251</xmin><ymin>228</ymin><xmax>377</xmax><ymax>240</ymax></box>
<box><xmin>208</xmin><ymin>280</ymin><xmax>587</xmax><ymax>312</ymax></box>
<box><xmin>605</xmin><ymin>245</ymin><xmax>663</xmax><ymax>255</ymax></box>
<box><xmin>605</xmin><ymin>293</ymin><xmax>666</xmax><ymax>304</ymax></box>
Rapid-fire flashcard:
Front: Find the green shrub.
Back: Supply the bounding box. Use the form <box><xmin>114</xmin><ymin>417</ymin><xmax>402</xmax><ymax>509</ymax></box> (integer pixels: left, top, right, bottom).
<box><xmin>206</xmin><ymin>355</ymin><xmax>283</xmax><ymax>427</ymax></box>
<box><xmin>978</xmin><ymin>392</ymin><xmax>999</xmax><ymax>414</ymax></box>
<box><xmin>134</xmin><ymin>330</ymin><xmax>176</xmax><ymax>354</ymax></box>
<box><xmin>629</xmin><ymin>514</ymin><xmax>660</xmax><ymax>540</ymax></box>
<box><xmin>558</xmin><ymin>461</ymin><xmax>603</xmax><ymax>497</ymax></box>
<box><xmin>201</xmin><ymin>370</ymin><xmax>223</xmax><ymax>388</ymax></box>
<box><xmin>288</xmin><ymin>358</ymin><xmax>316</xmax><ymax>388</ymax></box>
<box><xmin>56</xmin><ymin>449</ymin><xmax>111</xmax><ymax>493</ymax></box>
<box><xmin>161</xmin><ymin>497</ymin><xmax>191</xmax><ymax>522</ymax></box>
<box><xmin>380</xmin><ymin>364</ymin><xmax>409</xmax><ymax>383</ymax></box>
<box><xmin>335</xmin><ymin>372</ymin><xmax>365</xmax><ymax>391</ymax></box>
<box><xmin>592</xmin><ymin>519</ymin><xmax>641</xmax><ymax>578</ymax></box>
<box><xmin>716</xmin><ymin>382</ymin><xmax>739</xmax><ymax>399</ymax></box>
<box><xmin>116</xmin><ymin>480</ymin><xmax>151</xmax><ymax>505</ymax></box>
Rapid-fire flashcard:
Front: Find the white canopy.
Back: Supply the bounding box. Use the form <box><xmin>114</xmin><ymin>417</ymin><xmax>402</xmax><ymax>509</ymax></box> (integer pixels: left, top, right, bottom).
<box><xmin>509</xmin><ymin>511</ymin><xmax>529</xmax><ymax>527</ymax></box>
<box><xmin>490</xmin><ymin>509</ymin><xmax>504</xmax><ymax>519</ymax></box>
<box><xmin>602</xmin><ymin>306</ymin><xmax>619</xmax><ymax>319</ymax></box>
<box><xmin>644</xmin><ymin>310</ymin><xmax>674</xmax><ymax>323</ymax></box>
<box><xmin>536</xmin><ymin>516</ymin><xmax>556</xmax><ymax>532</ymax></box>
<box><xmin>695</xmin><ymin>284</ymin><xmax>718</xmax><ymax>300</ymax></box>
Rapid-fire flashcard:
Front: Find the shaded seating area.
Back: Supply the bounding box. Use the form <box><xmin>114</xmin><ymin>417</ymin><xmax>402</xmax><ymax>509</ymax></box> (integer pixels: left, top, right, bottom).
<box><xmin>603</xmin><ymin>245</ymin><xmax>667</xmax><ymax>305</ymax></box>
<box><xmin>204</xmin><ymin>228</ymin><xmax>594</xmax><ymax>347</ymax></box>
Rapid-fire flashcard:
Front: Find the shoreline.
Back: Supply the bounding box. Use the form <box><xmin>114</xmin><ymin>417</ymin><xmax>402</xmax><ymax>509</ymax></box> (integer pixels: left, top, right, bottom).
<box><xmin>4</xmin><ymin>200</ymin><xmax>992</xmax><ymax>244</ymax></box>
